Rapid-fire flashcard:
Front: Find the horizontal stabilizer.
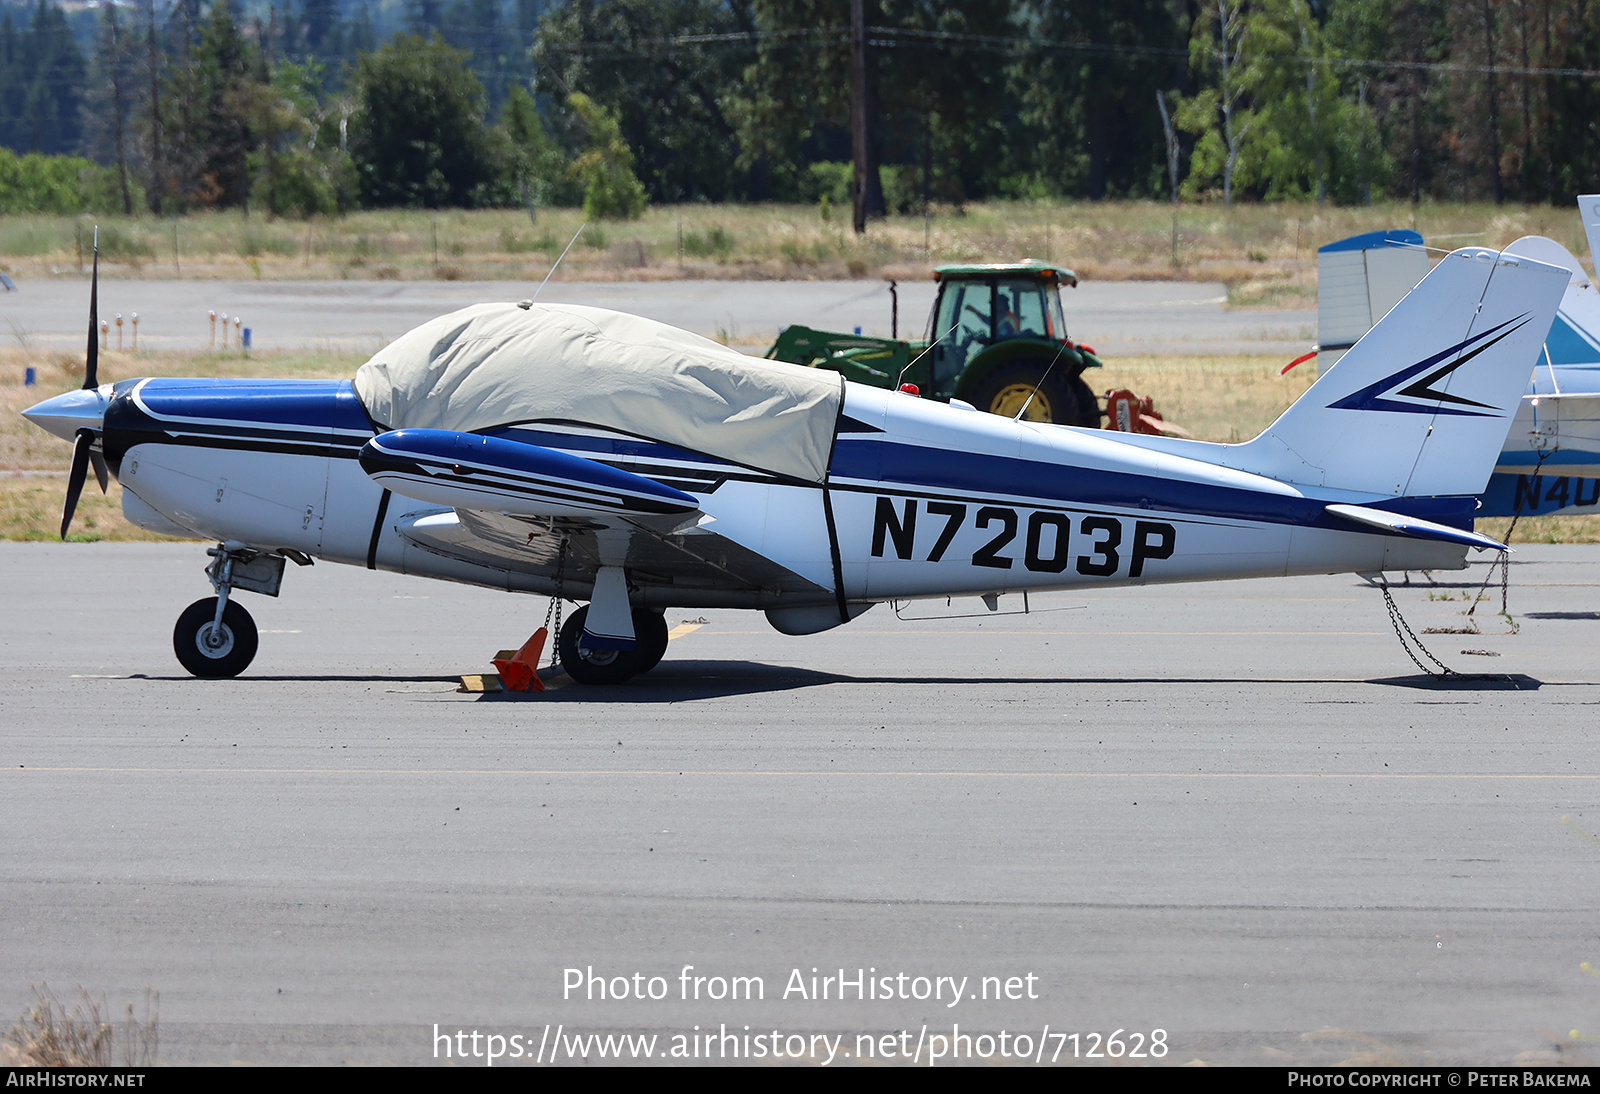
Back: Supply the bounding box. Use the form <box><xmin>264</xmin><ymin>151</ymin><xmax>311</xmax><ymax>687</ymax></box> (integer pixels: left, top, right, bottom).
<box><xmin>1324</xmin><ymin>503</ymin><xmax>1507</xmax><ymax>552</ymax></box>
<box><xmin>359</xmin><ymin>429</ymin><xmax>701</xmax><ymax>520</ymax></box>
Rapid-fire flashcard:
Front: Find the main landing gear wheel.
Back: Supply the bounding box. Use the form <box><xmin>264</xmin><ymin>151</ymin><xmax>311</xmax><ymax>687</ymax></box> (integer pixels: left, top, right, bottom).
<box><xmin>558</xmin><ymin>606</ymin><xmax>635</xmax><ymax>685</ymax></box>
<box><xmin>632</xmin><ymin>609</ymin><xmax>670</xmax><ymax>674</ymax></box>
<box><xmin>556</xmin><ymin>607</ymin><xmax>671</xmax><ymax>684</ymax></box>
<box><xmin>173</xmin><ymin>597</ymin><xmax>259</xmax><ymax>678</ymax></box>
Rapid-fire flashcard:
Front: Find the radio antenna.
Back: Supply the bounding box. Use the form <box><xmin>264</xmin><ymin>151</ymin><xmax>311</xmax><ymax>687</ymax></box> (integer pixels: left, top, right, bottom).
<box><xmin>896</xmin><ymin>321</ymin><xmax>960</xmax><ymax>388</ymax></box>
<box><xmin>527</xmin><ymin>222</ymin><xmax>587</xmax><ymax>306</ymax></box>
<box><xmin>1013</xmin><ymin>338</ymin><xmax>1072</xmax><ymax>421</ymax></box>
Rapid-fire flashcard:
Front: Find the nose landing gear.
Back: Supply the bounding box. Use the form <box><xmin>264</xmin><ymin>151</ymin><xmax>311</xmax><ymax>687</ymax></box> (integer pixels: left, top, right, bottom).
<box><xmin>171</xmin><ymin>542</ymin><xmax>302</xmax><ymax>678</ymax></box>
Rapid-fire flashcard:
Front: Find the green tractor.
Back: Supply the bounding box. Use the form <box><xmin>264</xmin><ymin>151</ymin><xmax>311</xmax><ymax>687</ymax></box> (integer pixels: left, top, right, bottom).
<box><xmin>764</xmin><ymin>261</ymin><xmax>1103</xmax><ymax>427</ymax></box>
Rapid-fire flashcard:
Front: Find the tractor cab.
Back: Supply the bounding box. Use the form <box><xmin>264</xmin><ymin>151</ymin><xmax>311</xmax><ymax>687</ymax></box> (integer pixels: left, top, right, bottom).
<box><xmin>926</xmin><ymin>261</ymin><xmax>1099</xmax><ymax>425</ymax></box>
<box><xmin>929</xmin><ymin>262</ymin><xmax>1072</xmax><ymax>391</ymax></box>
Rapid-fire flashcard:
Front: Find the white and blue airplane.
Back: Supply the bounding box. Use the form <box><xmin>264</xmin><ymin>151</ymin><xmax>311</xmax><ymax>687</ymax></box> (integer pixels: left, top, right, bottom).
<box><xmin>22</xmin><ymin>243</ymin><xmax>1566</xmax><ymax>684</ymax></box>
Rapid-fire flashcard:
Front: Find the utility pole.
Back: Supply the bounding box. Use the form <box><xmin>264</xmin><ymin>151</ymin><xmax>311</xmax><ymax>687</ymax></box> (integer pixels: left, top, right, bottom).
<box><xmin>107</xmin><ymin>8</ymin><xmax>133</xmax><ymax>215</ymax></box>
<box><xmin>850</xmin><ymin>0</ymin><xmax>883</xmax><ymax>235</ymax></box>
<box><xmin>1157</xmin><ymin>90</ymin><xmax>1180</xmax><ymax>265</ymax></box>
<box><xmin>147</xmin><ymin>0</ymin><xmax>162</xmax><ymax>213</ymax></box>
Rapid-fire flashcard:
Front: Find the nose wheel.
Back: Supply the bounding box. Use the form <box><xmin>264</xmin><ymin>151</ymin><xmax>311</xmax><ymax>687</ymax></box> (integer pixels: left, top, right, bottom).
<box><xmin>557</xmin><ymin>606</ymin><xmax>670</xmax><ymax>685</ymax></box>
<box><xmin>173</xmin><ymin>597</ymin><xmax>259</xmax><ymax>678</ymax></box>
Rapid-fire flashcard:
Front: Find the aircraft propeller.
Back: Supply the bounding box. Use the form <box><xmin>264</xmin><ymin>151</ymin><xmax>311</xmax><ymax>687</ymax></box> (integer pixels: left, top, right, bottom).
<box><xmin>59</xmin><ymin>230</ymin><xmax>110</xmax><ymax>539</ymax></box>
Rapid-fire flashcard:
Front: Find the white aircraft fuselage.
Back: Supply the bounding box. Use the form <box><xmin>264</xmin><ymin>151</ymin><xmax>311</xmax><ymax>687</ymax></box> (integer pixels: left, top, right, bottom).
<box><xmin>85</xmin><ymin>374</ymin><xmax>1472</xmax><ymax>602</ymax></box>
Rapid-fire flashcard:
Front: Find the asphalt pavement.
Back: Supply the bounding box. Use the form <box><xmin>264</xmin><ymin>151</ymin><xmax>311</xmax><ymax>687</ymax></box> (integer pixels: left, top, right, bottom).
<box><xmin>1</xmin><ymin>543</ymin><xmax>1596</xmax><ymax>1065</ymax></box>
<box><xmin>0</xmin><ymin>278</ymin><xmax>1314</xmax><ymax>359</ymax></box>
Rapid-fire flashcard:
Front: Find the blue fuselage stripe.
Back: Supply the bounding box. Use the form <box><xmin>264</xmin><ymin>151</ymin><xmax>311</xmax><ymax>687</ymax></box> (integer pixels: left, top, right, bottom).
<box><xmin>830</xmin><ymin>437</ymin><xmax>1479</xmax><ymax>532</ymax></box>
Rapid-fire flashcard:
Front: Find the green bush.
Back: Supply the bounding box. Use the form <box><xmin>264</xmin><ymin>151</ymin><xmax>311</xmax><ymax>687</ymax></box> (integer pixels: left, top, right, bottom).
<box><xmin>682</xmin><ymin>225</ymin><xmax>734</xmax><ymax>259</ymax></box>
<box><xmin>567</xmin><ymin>93</ymin><xmax>647</xmax><ymax>221</ymax></box>
<box><xmin>797</xmin><ymin>162</ymin><xmax>851</xmax><ymax>206</ymax></box>
<box><xmin>78</xmin><ymin>166</ymin><xmax>144</xmax><ymax>214</ymax></box>
<box><xmin>250</xmin><ymin>147</ymin><xmax>351</xmax><ymax>218</ymax></box>
<box><xmin>0</xmin><ymin>149</ymin><xmax>142</xmax><ymax>214</ymax></box>
<box><xmin>880</xmin><ymin>165</ymin><xmax>924</xmax><ymax>214</ymax></box>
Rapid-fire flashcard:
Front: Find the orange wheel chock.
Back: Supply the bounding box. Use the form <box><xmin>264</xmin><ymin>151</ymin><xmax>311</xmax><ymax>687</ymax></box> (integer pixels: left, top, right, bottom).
<box><xmin>492</xmin><ymin>626</ymin><xmax>549</xmax><ymax>692</ymax></box>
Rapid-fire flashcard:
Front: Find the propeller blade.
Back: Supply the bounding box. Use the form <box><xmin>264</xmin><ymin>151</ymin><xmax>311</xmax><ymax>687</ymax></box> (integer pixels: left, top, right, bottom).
<box><xmin>89</xmin><ymin>448</ymin><xmax>109</xmax><ymax>493</ymax></box>
<box><xmin>61</xmin><ymin>430</ymin><xmax>92</xmax><ymax>539</ymax></box>
<box><xmin>83</xmin><ymin>229</ymin><xmax>98</xmax><ymax>390</ymax></box>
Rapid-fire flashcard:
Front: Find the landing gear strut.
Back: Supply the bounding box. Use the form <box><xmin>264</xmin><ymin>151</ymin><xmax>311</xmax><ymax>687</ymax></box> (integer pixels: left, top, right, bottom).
<box><xmin>171</xmin><ymin>542</ymin><xmax>298</xmax><ymax>678</ymax></box>
<box><xmin>557</xmin><ymin>606</ymin><xmax>669</xmax><ymax>685</ymax></box>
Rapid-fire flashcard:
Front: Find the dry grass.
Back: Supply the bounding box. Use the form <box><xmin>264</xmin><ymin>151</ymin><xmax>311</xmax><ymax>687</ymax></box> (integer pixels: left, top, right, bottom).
<box><xmin>1479</xmin><ymin>514</ymin><xmax>1600</xmax><ymax>545</ymax></box>
<box><xmin>0</xmin><ymin>478</ymin><xmax>164</xmax><ymax>542</ymax></box>
<box><xmin>1</xmin><ymin>200</ymin><xmax>1590</xmax><ymax>294</ymax></box>
<box><xmin>1</xmin><ymin>984</ymin><xmax>158</xmax><ymax>1067</ymax></box>
<box><xmin>1094</xmin><ymin>353</ymin><xmax>1317</xmax><ymax>443</ymax></box>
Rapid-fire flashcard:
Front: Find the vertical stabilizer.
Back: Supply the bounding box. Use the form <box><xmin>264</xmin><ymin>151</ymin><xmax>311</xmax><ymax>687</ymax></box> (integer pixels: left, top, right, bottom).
<box><xmin>1502</xmin><ymin>233</ymin><xmax>1600</xmax><ymax>375</ymax></box>
<box><xmin>1579</xmin><ymin>194</ymin><xmax>1600</xmax><ymax>276</ymax></box>
<box><xmin>1239</xmin><ymin>247</ymin><xmax>1566</xmax><ymax>498</ymax></box>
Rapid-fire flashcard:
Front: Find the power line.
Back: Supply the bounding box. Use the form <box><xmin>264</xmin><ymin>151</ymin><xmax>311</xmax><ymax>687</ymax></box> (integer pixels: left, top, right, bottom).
<box><xmin>539</xmin><ymin>22</ymin><xmax>1600</xmax><ymax>82</ymax></box>
<box><xmin>12</xmin><ymin>15</ymin><xmax>1600</xmax><ymax>97</ymax></box>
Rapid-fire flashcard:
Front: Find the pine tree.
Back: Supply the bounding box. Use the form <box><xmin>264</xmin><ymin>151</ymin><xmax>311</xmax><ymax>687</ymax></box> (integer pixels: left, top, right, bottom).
<box><xmin>85</xmin><ymin>1</ymin><xmax>138</xmax><ymax>211</ymax></box>
<box><xmin>10</xmin><ymin>0</ymin><xmax>88</xmax><ymax>156</ymax></box>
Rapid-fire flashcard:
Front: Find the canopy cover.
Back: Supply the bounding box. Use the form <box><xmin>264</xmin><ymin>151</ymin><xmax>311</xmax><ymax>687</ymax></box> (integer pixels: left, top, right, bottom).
<box><xmin>354</xmin><ymin>303</ymin><xmax>844</xmax><ymax>483</ymax></box>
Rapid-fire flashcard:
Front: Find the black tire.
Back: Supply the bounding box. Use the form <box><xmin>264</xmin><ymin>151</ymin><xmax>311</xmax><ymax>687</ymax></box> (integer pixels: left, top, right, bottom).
<box><xmin>557</xmin><ymin>606</ymin><xmax>641</xmax><ymax>685</ymax></box>
<box><xmin>173</xmin><ymin>597</ymin><xmax>258</xmax><ymax>678</ymax></box>
<box><xmin>1067</xmin><ymin>375</ymin><xmax>1102</xmax><ymax>427</ymax></box>
<box><xmin>632</xmin><ymin>609</ymin><xmax>670</xmax><ymax>673</ymax></box>
<box><xmin>970</xmin><ymin>361</ymin><xmax>1093</xmax><ymax>426</ymax></box>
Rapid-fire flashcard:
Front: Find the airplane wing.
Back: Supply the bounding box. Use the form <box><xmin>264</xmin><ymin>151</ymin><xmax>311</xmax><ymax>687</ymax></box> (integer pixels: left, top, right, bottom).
<box><xmin>358</xmin><ymin>427</ymin><xmax>834</xmax><ymax>605</ymax></box>
<box><xmin>1316</xmin><ymin>230</ymin><xmax>1431</xmax><ymax>373</ymax></box>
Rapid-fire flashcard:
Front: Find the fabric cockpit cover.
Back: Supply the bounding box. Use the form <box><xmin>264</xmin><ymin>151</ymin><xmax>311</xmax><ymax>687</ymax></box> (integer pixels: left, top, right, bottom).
<box><xmin>354</xmin><ymin>303</ymin><xmax>844</xmax><ymax>483</ymax></box>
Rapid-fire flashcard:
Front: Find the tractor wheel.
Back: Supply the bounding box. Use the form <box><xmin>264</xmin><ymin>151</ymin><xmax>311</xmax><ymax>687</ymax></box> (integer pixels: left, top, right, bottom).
<box><xmin>1067</xmin><ymin>376</ymin><xmax>1102</xmax><ymax>427</ymax></box>
<box><xmin>970</xmin><ymin>362</ymin><xmax>1095</xmax><ymax>426</ymax></box>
